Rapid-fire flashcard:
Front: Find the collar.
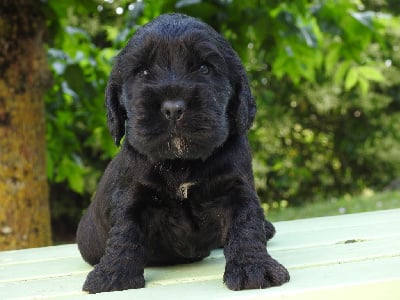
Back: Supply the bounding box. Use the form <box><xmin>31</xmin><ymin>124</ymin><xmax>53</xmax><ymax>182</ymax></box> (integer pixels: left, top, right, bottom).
<box><xmin>177</xmin><ymin>182</ymin><xmax>197</xmax><ymax>199</ymax></box>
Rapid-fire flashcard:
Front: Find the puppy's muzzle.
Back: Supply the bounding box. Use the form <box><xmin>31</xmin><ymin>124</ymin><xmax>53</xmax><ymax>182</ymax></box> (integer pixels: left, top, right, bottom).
<box><xmin>161</xmin><ymin>99</ymin><xmax>186</xmax><ymax>121</ymax></box>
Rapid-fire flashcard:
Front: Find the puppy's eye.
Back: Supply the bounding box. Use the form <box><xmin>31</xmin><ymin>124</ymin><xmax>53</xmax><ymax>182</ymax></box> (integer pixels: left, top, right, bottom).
<box><xmin>135</xmin><ymin>68</ymin><xmax>150</xmax><ymax>78</ymax></box>
<box><xmin>142</xmin><ymin>69</ymin><xmax>150</xmax><ymax>77</ymax></box>
<box><xmin>198</xmin><ymin>64</ymin><xmax>210</xmax><ymax>75</ymax></box>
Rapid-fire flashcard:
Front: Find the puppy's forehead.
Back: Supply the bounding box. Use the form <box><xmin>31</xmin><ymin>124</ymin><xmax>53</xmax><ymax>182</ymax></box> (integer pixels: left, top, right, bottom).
<box><xmin>128</xmin><ymin>14</ymin><xmax>221</xmax><ymax>49</ymax></box>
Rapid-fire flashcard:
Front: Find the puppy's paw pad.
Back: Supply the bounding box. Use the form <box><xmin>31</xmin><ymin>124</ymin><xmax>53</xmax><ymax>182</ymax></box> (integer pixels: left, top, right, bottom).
<box><xmin>224</xmin><ymin>258</ymin><xmax>289</xmax><ymax>290</ymax></box>
<box><xmin>83</xmin><ymin>266</ymin><xmax>145</xmax><ymax>293</ymax></box>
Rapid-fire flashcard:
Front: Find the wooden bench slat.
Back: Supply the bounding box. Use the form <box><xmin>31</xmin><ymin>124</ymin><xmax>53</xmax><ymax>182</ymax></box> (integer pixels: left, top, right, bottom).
<box><xmin>273</xmin><ymin>208</ymin><xmax>400</xmax><ymax>233</ymax></box>
<box><xmin>275</xmin><ymin>236</ymin><xmax>400</xmax><ymax>269</ymax></box>
<box><xmin>0</xmin><ymin>244</ymin><xmax>79</xmax><ymax>266</ymax></box>
<box><xmin>0</xmin><ymin>274</ymin><xmax>87</xmax><ymax>299</ymax></box>
<box><xmin>271</xmin><ymin>209</ymin><xmax>400</xmax><ymax>249</ymax></box>
<box><xmin>271</xmin><ymin>221</ymin><xmax>400</xmax><ymax>250</ymax></box>
<box><xmin>0</xmin><ymin>256</ymin><xmax>89</xmax><ymax>283</ymax></box>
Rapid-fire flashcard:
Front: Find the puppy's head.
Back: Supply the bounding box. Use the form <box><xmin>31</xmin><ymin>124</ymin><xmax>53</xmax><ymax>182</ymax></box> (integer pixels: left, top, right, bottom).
<box><xmin>106</xmin><ymin>13</ymin><xmax>255</xmax><ymax>161</ymax></box>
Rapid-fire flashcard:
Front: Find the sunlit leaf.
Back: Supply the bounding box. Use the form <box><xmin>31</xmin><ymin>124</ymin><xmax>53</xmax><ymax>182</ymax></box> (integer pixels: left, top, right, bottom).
<box><xmin>345</xmin><ymin>67</ymin><xmax>359</xmax><ymax>90</ymax></box>
<box><xmin>325</xmin><ymin>45</ymin><xmax>340</xmax><ymax>75</ymax></box>
<box><xmin>358</xmin><ymin>77</ymin><xmax>369</xmax><ymax>96</ymax></box>
<box><xmin>68</xmin><ymin>172</ymin><xmax>85</xmax><ymax>194</ymax></box>
<box><xmin>358</xmin><ymin>66</ymin><xmax>385</xmax><ymax>82</ymax></box>
<box><xmin>334</xmin><ymin>61</ymin><xmax>351</xmax><ymax>85</ymax></box>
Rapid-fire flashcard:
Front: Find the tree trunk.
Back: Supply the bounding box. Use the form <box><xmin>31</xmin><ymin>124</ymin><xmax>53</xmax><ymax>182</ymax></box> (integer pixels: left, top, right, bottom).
<box><xmin>0</xmin><ymin>1</ymin><xmax>52</xmax><ymax>249</ymax></box>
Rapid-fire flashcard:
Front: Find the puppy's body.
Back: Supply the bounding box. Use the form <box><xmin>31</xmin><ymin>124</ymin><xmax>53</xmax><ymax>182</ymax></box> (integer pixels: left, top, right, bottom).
<box><xmin>79</xmin><ymin>135</ymin><xmax>252</xmax><ymax>265</ymax></box>
<box><xmin>77</xmin><ymin>13</ymin><xmax>289</xmax><ymax>293</ymax></box>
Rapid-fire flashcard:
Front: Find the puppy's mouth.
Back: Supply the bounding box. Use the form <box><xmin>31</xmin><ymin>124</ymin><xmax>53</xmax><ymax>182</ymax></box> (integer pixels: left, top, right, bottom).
<box><xmin>167</xmin><ymin>136</ymin><xmax>189</xmax><ymax>158</ymax></box>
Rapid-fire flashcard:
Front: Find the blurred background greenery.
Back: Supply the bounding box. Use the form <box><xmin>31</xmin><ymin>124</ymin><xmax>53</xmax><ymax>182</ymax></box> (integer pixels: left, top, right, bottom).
<box><xmin>42</xmin><ymin>0</ymin><xmax>400</xmax><ymax>242</ymax></box>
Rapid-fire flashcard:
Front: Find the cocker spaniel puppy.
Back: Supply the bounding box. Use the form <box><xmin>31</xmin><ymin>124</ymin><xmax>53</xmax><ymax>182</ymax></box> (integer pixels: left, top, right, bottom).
<box><xmin>76</xmin><ymin>13</ymin><xmax>289</xmax><ymax>293</ymax></box>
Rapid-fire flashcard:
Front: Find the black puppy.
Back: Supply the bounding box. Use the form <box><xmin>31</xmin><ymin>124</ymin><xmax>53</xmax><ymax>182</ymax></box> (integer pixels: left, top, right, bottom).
<box><xmin>76</xmin><ymin>13</ymin><xmax>289</xmax><ymax>293</ymax></box>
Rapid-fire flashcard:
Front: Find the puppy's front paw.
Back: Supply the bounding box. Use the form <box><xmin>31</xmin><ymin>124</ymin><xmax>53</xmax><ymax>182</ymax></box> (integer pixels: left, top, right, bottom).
<box><xmin>83</xmin><ymin>264</ymin><xmax>145</xmax><ymax>293</ymax></box>
<box><xmin>223</xmin><ymin>256</ymin><xmax>289</xmax><ymax>290</ymax></box>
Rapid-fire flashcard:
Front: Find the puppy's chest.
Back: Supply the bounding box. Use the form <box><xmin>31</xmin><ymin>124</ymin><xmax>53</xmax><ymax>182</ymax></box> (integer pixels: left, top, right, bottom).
<box><xmin>137</xmin><ymin>178</ymin><xmax>231</xmax><ymax>227</ymax></box>
<box><xmin>140</xmin><ymin>183</ymin><xmax>231</xmax><ymax>254</ymax></box>
<box><xmin>137</xmin><ymin>166</ymin><xmax>233</xmax><ymax>236</ymax></box>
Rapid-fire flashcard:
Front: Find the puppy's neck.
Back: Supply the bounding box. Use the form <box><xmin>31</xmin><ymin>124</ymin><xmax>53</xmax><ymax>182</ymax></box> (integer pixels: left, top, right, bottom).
<box><xmin>151</xmin><ymin>160</ymin><xmax>197</xmax><ymax>200</ymax></box>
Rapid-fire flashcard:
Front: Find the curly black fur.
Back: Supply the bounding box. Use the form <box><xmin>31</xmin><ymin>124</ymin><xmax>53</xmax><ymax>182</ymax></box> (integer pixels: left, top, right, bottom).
<box><xmin>76</xmin><ymin>13</ymin><xmax>289</xmax><ymax>293</ymax></box>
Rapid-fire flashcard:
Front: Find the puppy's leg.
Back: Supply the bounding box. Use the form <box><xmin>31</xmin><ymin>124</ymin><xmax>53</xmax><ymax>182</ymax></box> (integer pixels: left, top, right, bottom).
<box><xmin>264</xmin><ymin>219</ymin><xmax>276</xmax><ymax>241</ymax></box>
<box><xmin>82</xmin><ymin>203</ymin><xmax>145</xmax><ymax>293</ymax></box>
<box><xmin>223</xmin><ymin>182</ymin><xmax>290</xmax><ymax>290</ymax></box>
<box><xmin>76</xmin><ymin>203</ymin><xmax>108</xmax><ymax>266</ymax></box>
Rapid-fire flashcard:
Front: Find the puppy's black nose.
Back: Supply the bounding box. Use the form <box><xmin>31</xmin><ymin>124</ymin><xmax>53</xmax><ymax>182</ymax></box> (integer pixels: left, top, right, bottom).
<box><xmin>161</xmin><ymin>100</ymin><xmax>186</xmax><ymax>121</ymax></box>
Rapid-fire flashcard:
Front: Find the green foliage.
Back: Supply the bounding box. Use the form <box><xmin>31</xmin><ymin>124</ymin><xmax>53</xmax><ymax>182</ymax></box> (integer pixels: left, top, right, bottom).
<box><xmin>43</xmin><ymin>0</ymin><xmax>400</xmax><ymax>227</ymax></box>
<box><xmin>45</xmin><ymin>1</ymin><xmax>133</xmax><ymax>195</ymax></box>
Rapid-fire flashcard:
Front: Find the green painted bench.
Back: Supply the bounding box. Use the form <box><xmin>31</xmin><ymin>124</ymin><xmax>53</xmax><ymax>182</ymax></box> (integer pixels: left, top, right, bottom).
<box><xmin>1</xmin><ymin>209</ymin><xmax>400</xmax><ymax>300</ymax></box>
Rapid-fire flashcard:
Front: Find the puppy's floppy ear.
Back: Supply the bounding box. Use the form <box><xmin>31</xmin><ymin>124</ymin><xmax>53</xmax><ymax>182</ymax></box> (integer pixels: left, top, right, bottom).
<box><xmin>228</xmin><ymin>51</ymin><xmax>256</xmax><ymax>134</ymax></box>
<box><xmin>105</xmin><ymin>66</ymin><xmax>126</xmax><ymax>146</ymax></box>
